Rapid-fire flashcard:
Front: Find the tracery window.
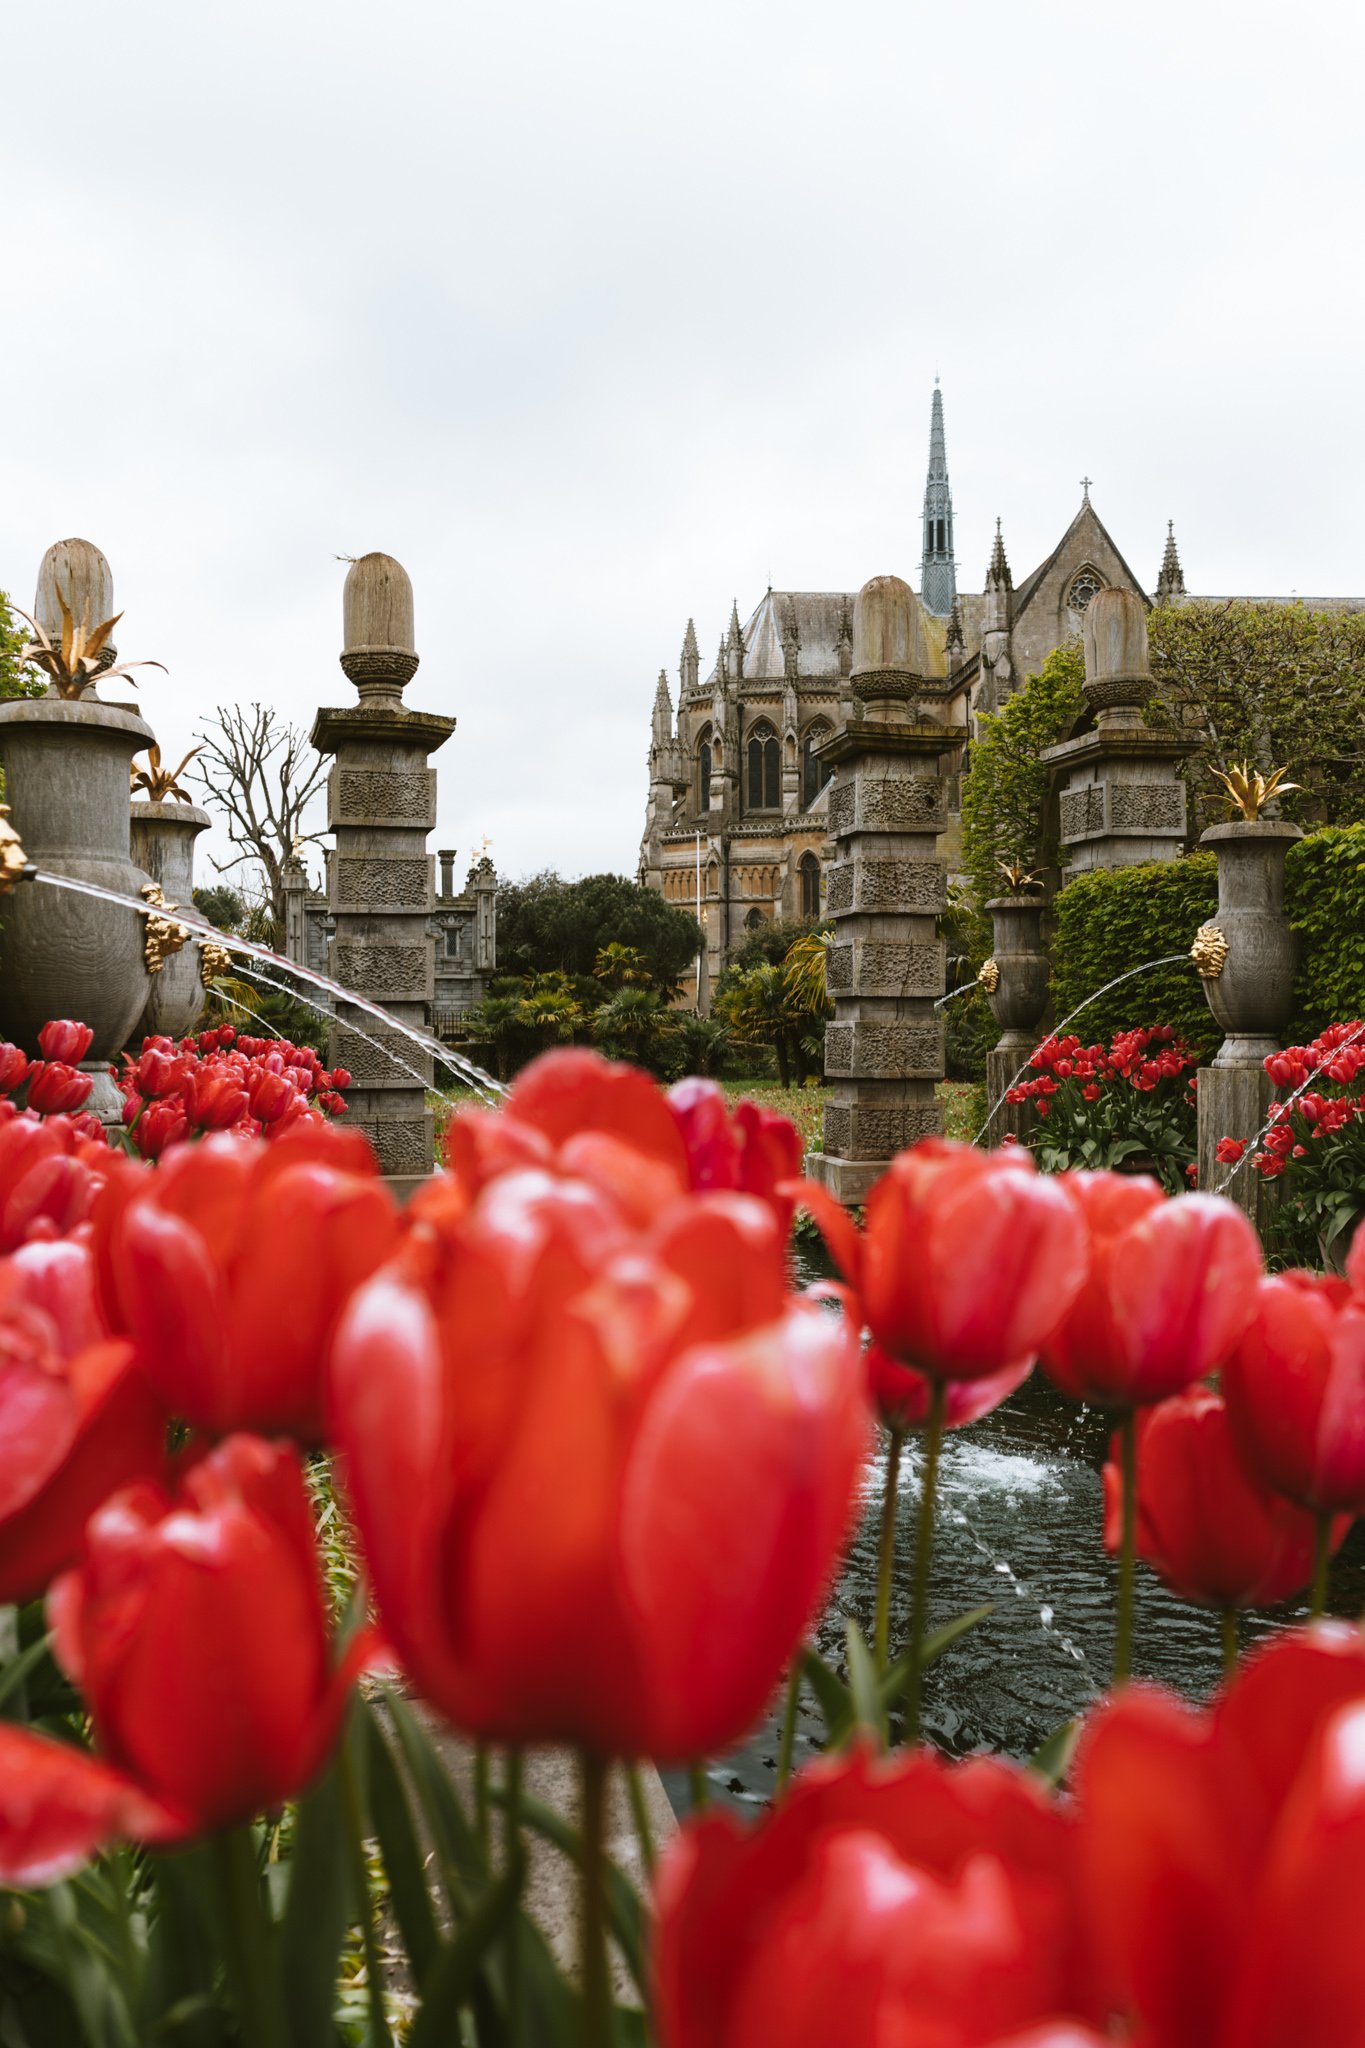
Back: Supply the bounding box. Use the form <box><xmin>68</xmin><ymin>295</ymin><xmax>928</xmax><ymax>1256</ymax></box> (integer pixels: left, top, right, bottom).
<box><xmin>746</xmin><ymin>723</ymin><xmax>780</xmax><ymax>809</ymax></box>
<box><xmin>799</xmin><ymin>853</ymin><xmax>821</xmax><ymax>919</ymax></box>
<box><xmin>1067</xmin><ymin>568</ymin><xmax>1105</xmax><ymax>614</ymax></box>
<box><xmin>802</xmin><ymin>722</ymin><xmax>832</xmax><ymax>809</ymax></box>
<box><xmin>697</xmin><ymin>733</ymin><xmax>712</xmax><ymax>812</ymax></box>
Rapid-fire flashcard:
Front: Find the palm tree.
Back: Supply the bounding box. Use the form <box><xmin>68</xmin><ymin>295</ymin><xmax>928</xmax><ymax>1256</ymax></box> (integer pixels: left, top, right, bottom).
<box><xmin>591</xmin><ymin>986</ymin><xmax>676</xmax><ymax>1074</ymax></box>
<box><xmin>717</xmin><ymin>963</ymin><xmax>801</xmax><ymax>1088</ymax></box>
<box><xmin>460</xmin><ymin>994</ymin><xmax>525</xmax><ymax>1081</ymax></box>
<box><xmin>593</xmin><ymin>943</ymin><xmax>652</xmax><ymax>990</ymax></box>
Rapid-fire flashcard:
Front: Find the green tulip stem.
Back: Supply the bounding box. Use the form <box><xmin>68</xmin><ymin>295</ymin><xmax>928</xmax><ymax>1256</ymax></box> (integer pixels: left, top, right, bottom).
<box><xmin>211</xmin><ymin>1827</ymin><xmax>286</xmax><ymax>2048</ymax></box>
<box><xmin>1115</xmin><ymin>1409</ymin><xmax>1138</xmax><ymax>1685</ymax></box>
<box><xmin>686</xmin><ymin>1761</ymin><xmax>709</xmax><ymax>1811</ymax></box>
<box><xmin>578</xmin><ymin>1751</ymin><xmax>611</xmax><ymax>2048</ymax></box>
<box><xmin>1220</xmin><ymin>1607</ymin><xmax>1239</xmax><ymax>1679</ymax></box>
<box><xmin>776</xmin><ymin>1658</ymin><xmax>802</xmax><ymax>1793</ymax></box>
<box><xmin>624</xmin><ymin>1763</ymin><xmax>656</xmax><ymax>1881</ymax></box>
<box><xmin>904</xmin><ymin>1381</ymin><xmax>947</xmax><ymax>1745</ymax></box>
<box><xmin>874</xmin><ymin>1429</ymin><xmax>905</xmax><ymax>1672</ymax></box>
<box><xmin>1312</xmin><ymin>1511</ymin><xmax>1332</xmax><ymax>1618</ymax></box>
<box><xmin>504</xmin><ymin>1750</ymin><xmax>525</xmax><ymax>2046</ymax></box>
<box><xmin>340</xmin><ymin>1738</ymin><xmax>393</xmax><ymax>2048</ymax></box>
<box><xmin>474</xmin><ymin>1741</ymin><xmax>491</xmax><ymax>1865</ymax></box>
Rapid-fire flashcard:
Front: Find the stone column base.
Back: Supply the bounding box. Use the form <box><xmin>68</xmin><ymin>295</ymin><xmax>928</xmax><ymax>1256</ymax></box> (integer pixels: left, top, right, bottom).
<box><xmin>807</xmin><ymin>1152</ymin><xmax>886</xmax><ymax>1207</ymax></box>
<box><xmin>1196</xmin><ymin>1062</ymin><xmax>1273</xmax><ymax>1225</ymax></box>
<box><xmin>985</xmin><ymin>1046</ymin><xmax>1036</xmax><ymax>1150</ymax></box>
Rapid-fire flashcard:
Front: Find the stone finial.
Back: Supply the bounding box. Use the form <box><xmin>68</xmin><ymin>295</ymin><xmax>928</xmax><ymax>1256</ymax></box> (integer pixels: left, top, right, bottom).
<box><xmin>728</xmin><ymin>599</ymin><xmax>745</xmax><ymax>680</ymax></box>
<box><xmin>680</xmin><ymin>617</ymin><xmax>700</xmax><ymax>693</ymax></box>
<box><xmin>1083</xmin><ymin>586</ymin><xmax>1152</xmax><ymax>724</ymax></box>
<box><xmin>1156</xmin><ymin>519</ymin><xmax>1187</xmax><ymax>604</ymax></box>
<box><xmin>850</xmin><ymin>574</ymin><xmax>927</xmax><ymax>701</ymax></box>
<box><xmin>438</xmin><ymin>848</ymin><xmax>455</xmax><ymax>898</ymax></box>
<box><xmin>340</xmin><ymin>552</ymin><xmax>419</xmax><ymax>703</ymax></box>
<box><xmin>36</xmin><ymin>539</ymin><xmax>117</xmax><ymax>668</ymax></box>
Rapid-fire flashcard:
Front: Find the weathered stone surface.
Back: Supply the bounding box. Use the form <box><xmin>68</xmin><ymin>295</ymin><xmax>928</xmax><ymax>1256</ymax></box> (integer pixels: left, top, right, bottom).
<box><xmin>329</xmin><ymin>1019</ymin><xmax>433</xmax><ymax>1088</ymax></box>
<box><xmin>826</xmin><ymin>857</ymin><xmax>945</xmax><ymax>915</ymax></box>
<box><xmin>824</xmin><ymin>938</ymin><xmax>944</xmax><ymax>998</ymax></box>
<box><xmin>332</xmin><ymin>767</ymin><xmax>436</xmax><ymax>826</ymax></box>
<box><xmin>828</xmin><ymin>777</ymin><xmax>947</xmax><ymax>837</ymax></box>
<box><xmin>332</xmin><ymin>941</ymin><xmax>433</xmax><ymax>1001</ymax></box>
<box><xmin>1196</xmin><ymin>1062</ymin><xmax>1273</xmax><ymax>1226</ymax></box>
<box><xmin>343</xmin><ymin>1114</ymin><xmax>435</xmax><ymax>1178</ymax></box>
<box><xmin>1059</xmin><ymin>786</ymin><xmax>1104</xmax><ymax>839</ymax></box>
<box><xmin>823</xmin><ymin>1097</ymin><xmax>944</xmax><ymax>1161</ymax></box>
<box><xmin>1108</xmin><ymin>783</ymin><xmax>1184</xmax><ymax>831</ymax></box>
<box><xmin>825</xmin><ymin>1020</ymin><xmax>945</xmax><ymax>1080</ymax></box>
<box><xmin>335</xmin><ymin>855</ymin><xmax>431</xmax><ymax>910</ymax></box>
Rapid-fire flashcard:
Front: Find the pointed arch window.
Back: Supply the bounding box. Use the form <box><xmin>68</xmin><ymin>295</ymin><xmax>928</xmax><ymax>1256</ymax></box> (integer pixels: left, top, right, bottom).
<box><xmin>802</xmin><ymin>722</ymin><xmax>832</xmax><ymax>810</ymax></box>
<box><xmin>799</xmin><ymin>853</ymin><xmax>822</xmax><ymax>919</ymax></box>
<box><xmin>697</xmin><ymin>730</ymin><xmax>712</xmax><ymax>813</ymax></box>
<box><xmin>746</xmin><ymin>722</ymin><xmax>780</xmax><ymax>810</ymax></box>
<box><xmin>1067</xmin><ymin>567</ymin><xmax>1105</xmax><ymax>615</ymax></box>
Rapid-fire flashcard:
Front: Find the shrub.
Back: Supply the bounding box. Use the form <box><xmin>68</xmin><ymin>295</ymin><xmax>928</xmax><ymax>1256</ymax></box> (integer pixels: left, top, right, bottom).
<box><xmin>961</xmin><ymin>644</ymin><xmax>1085</xmax><ymax>925</ymax></box>
<box><xmin>1050</xmin><ymin>856</ymin><xmax>1220</xmax><ymax>1055</ymax></box>
<box><xmin>1283</xmin><ymin>826</ymin><xmax>1365</xmax><ymax>1039</ymax></box>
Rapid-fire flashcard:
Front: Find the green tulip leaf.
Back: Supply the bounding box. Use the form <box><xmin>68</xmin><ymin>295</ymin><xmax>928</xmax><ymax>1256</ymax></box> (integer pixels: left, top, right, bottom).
<box><xmin>279</xmin><ymin>1753</ymin><xmax>354</xmax><ymax>2048</ymax></box>
<box><xmin>881</xmin><ymin>1604</ymin><xmax>994</xmax><ymax>1710</ymax></box>
<box><xmin>798</xmin><ymin>1645</ymin><xmax>854</xmax><ymax>1745</ymax></box>
<box><xmin>1029</xmin><ymin>1717</ymin><xmax>1081</xmax><ymax>1787</ymax></box>
<box><xmin>381</xmin><ymin>1689</ymin><xmax>484</xmax><ymax>1911</ymax></box>
<box><xmin>363</xmin><ymin>1702</ymin><xmax>439</xmax><ymax>1985</ymax></box>
<box><xmin>407</xmin><ymin>1853</ymin><xmax>525</xmax><ymax>2048</ymax></box>
<box><xmin>490</xmin><ymin>1786</ymin><xmax>647</xmax><ymax>1999</ymax></box>
<box><xmin>0</xmin><ymin>1631</ymin><xmax>55</xmax><ymax>1720</ymax></box>
<box><xmin>843</xmin><ymin>1620</ymin><xmax>884</xmax><ymax>1742</ymax></box>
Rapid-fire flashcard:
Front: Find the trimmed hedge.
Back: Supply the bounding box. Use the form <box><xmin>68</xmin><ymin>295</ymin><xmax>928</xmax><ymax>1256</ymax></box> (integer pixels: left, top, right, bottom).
<box><xmin>1047</xmin><ymin>829</ymin><xmax>1365</xmax><ymax>1055</ymax></box>
<box><xmin>1050</xmin><ymin>856</ymin><xmax>1221</xmax><ymax>1054</ymax></box>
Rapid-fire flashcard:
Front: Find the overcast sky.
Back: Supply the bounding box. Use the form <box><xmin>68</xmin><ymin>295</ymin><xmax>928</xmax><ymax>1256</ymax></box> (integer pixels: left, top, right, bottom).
<box><xmin>3</xmin><ymin>0</ymin><xmax>1362</xmax><ymax>889</ymax></box>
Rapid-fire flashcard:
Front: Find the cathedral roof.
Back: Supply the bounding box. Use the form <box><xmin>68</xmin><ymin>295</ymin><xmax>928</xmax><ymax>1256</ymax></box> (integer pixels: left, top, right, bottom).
<box><xmin>703</xmin><ymin>589</ymin><xmax>853</xmax><ymax>684</ymax></box>
<box><xmin>1012</xmin><ymin>497</ymin><xmax>1150</xmax><ymax>618</ymax></box>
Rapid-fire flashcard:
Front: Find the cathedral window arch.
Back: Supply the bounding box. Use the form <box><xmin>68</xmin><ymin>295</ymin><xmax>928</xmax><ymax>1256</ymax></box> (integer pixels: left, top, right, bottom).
<box><xmin>746</xmin><ymin>721</ymin><xmax>780</xmax><ymax>810</ymax></box>
<box><xmin>1066</xmin><ymin>566</ymin><xmax>1105</xmax><ymax>617</ymax></box>
<box><xmin>801</xmin><ymin>720</ymin><xmax>833</xmax><ymax>809</ymax></box>
<box><xmin>705</xmin><ymin>857</ymin><xmax>720</xmax><ymax>899</ymax></box>
<box><xmin>696</xmin><ymin>727</ymin><xmax>713</xmax><ymax>813</ymax></box>
<box><xmin>799</xmin><ymin>853</ymin><xmax>822</xmax><ymax>919</ymax></box>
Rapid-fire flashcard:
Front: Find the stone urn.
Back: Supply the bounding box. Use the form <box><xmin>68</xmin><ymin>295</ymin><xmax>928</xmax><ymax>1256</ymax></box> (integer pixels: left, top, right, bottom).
<box><xmin>982</xmin><ymin>896</ymin><xmax>1050</xmax><ymax>1149</ymax></box>
<box><xmin>983</xmin><ymin>896</ymin><xmax>1050</xmax><ymax>1051</ymax></box>
<box><xmin>0</xmin><ymin>698</ymin><xmax>156</xmax><ymax>1117</ymax></box>
<box><xmin>128</xmin><ymin>800</ymin><xmax>212</xmax><ymax>1042</ymax></box>
<box><xmin>1198</xmin><ymin>819</ymin><xmax>1303</xmax><ymax>1065</ymax></box>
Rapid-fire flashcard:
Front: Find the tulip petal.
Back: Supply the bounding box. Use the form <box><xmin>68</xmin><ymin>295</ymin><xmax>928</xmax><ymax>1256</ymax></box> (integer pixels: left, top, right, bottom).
<box><xmin>0</xmin><ymin>1724</ymin><xmax>182</xmax><ymax>1886</ymax></box>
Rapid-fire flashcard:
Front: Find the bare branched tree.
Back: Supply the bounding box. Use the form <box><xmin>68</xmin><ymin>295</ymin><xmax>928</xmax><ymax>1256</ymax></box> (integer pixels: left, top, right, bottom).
<box><xmin>191</xmin><ymin>704</ymin><xmax>328</xmax><ymax>940</ymax></box>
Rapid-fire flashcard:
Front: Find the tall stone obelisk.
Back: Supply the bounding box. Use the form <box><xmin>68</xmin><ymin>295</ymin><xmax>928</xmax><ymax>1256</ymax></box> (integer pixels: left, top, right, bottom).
<box><xmin>312</xmin><ymin>554</ymin><xmax>453</xmax><ymax>1196</ymax></box>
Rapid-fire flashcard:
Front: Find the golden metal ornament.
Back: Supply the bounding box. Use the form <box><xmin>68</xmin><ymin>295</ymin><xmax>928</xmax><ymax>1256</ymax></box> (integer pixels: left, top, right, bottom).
<box><xmin>198</xmin><ymin>939</ymin><xmax>234</xmax><ymax>983</ymax></box>
<box><xmin>141</xmin><ymin>883</ymin><xmax>189</xmax><ymax>977</ymax></box>
<box><xmin>1191</xmin><ymin>922</ymin><xmax>1230</xmax><ymax>979</ymax></box>
<box><xmin>131</xmin><ymin>744</ymin><xmax>201</xmax><ymax>802</ymax></box>
<box><xmin>977</xmin><ymin>958</ymin><xmax>1001</xmax><ymax>994</ymax></box>
<box><xmin>1210</xmin><ymin>761</ymin><xmax>1300</xmax><ymax>821</ymax></box>
<box><xmin>0</xmin><ymin>806</ymin><xmax>27</xmax><ymax>895</ymax></box>
<box><xmin>13</xmin><ymin>589</ymin><xmax>166</xmax><ymax>701</ymax></box>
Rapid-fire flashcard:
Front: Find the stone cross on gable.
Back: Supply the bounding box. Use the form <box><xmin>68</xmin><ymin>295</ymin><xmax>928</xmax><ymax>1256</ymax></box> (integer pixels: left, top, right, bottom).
<box><xmin>1080</xmin><ymin>476</ymin><xmax>1093</xmax><ymax>503</ymax></box>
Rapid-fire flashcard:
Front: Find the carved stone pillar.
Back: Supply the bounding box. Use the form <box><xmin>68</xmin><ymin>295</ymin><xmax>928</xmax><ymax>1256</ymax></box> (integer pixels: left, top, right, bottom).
<box><xmin>311</xmin><ymin>554</ymin><xmax>454</xmax><ymax>1197</ymax></box>
<box><xmin>982</xmin><ymin>895</ymin><xmax>1051</xmax><ymax>1147</ymax></box>
<box><xmin>1042</xmin><ymin>588</ymin><xmax>1196</xmax><ymax>881</ymax></box>
<box><xmin>1194</xmin><ymin>818</ymin><xmax>1302</xmax><ymax>1221</ymax></box>
<box><xmin>813</xmin><ymin>575</ymin><xmax>966</xmax><ymax>1205</ymax></box>
<box><xmin>128</xmin><ymin>799</ymin><xmax>212</xmax><ymax>1041</ymax></box>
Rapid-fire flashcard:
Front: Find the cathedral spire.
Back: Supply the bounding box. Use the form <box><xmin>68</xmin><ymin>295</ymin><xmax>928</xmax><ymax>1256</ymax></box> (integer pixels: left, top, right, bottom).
<box><xmin>1155</xmin><ymin>520</ymin><xmax>1187</xmax><ymax>604</ymax></box>
<box><xmin>986</xmin><ymin>516</ymin><xmax>1012</xmax><ymax>591</ymax></box>
<box><xmin>919</xmin><ymin>378</ymin><xmax>957</xmax><ymax>617</ymax></box>
<box><xmin>728</xmin><ymin>598</ymin><xmax>745</xmax><ymax>680</ymax></box>
<box><xmin>652</xmin><ymin>668</ymin><xmax>672</xmax><ymax>745</ymax></box>
<box><xmin>680</xmin><ymin>617</ymin><xmax>699</xmax><ymax>693</ymax></box>
<box><xmin>985</xmin><ymin>517</ymin><xmax>1013</xmax><ymax>635</ymax></box>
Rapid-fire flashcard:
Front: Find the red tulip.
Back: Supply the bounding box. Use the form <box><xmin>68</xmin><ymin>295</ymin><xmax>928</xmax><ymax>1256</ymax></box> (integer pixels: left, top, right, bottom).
<box><xmin>94</xmin><ymin>1124</ymin><xmax>400</xmax><ymax>1441</ymax></box>
<box><xmin>131</xmin><ymin>1098</ymin><xmax>190</xmax><ymax>1159</ymax></box>
<box><xmin>1102</xmin><ymin>1387</ymin><xmax>1349</xmax><ymax>1610</ymax></box>
<box><xmin>133</xmin><ymin>1046</ymin><xmax>184</xmax><ymax>1098</ymax></box>
<box><xmin>667</xmin><ymin>1077</ymin><xmax>804</xmax><ymax>1228</ymax></box>
<box><xmin>26</xmin><ymin>1062</ymin><xmax>94</xmax><ymax>1115</ymax></box>
<box><xmin>868</xmin><ymin>1343</ymin><xmax>1032</xmax><ymax>1434</ymax></box>
<box><xmin>653</xmin><ymin>1744</ymin><xmax>1101</xmax><ymax>2048</ymax></box>
<box><xmin>0</xmin><ymin>1435</ymin><xmax>375</xmax><ymax>1885</ymax></box>
<box><xmin>0</xmin><ymin>1240</ymin><xmax>166</xmax><ymax>1603</ymax></box>
<box><xmin>38</xmin><ymin>1020</ymin><xmax>94</xmax><ymax>1064</ymax></box>
<box><xmin>1224</xmin><ymin>1272</ymin><xmax>1365</xmax><ymax>1514</ymax></box>
<box><xmin>800</xmin><ymin>1140</ymin><xmax>1089</xmax><ymax>1385</ymax></box>
<box><xmin>1037</xmin><ymin>1173</ymin><xmax>1262</xmax><ymax>1407</ymax></box>
<box><xmin>181</xmin><ymin>1062</ymin><xmax>249</xmax><ymax>1130</ymax></box>
<box><xmin>1074</xmin><ymin>1625</ymin><xmax>1365</xmax><ymax>2048</ymax></box>
<box><xmin>0</xmin><ymin>1043</ymin><xmax>30</xmax><ymax>1095</ymax></box>
<box><xmin>330</xmin><ymin>1173</ymin><xmax>867</xmax><ymax>1757</ymax></box>
<box><xmin>437</xmin><ymin>1048</ymin><xmax>692</xmax><ymax>1228</ymax></box>
<box><xmin>0</xmin><ymin>1111</ymin><xmax>108</xmax><ymax>1252</ymax></box>
<box><xmin>247</xmin><ymin>1067</ymin><xmax>296</xmax><ymax>1124</ymax></box>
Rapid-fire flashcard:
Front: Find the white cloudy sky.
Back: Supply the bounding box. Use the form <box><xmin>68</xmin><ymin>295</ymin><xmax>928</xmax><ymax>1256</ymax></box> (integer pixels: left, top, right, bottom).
<box><xmin>3</xmin><ymin>0</ymin><xmax>1362</xmax><ymax>887</ymax></box>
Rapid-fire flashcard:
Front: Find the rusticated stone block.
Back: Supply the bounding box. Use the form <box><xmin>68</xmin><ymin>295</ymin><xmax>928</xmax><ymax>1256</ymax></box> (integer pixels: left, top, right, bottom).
<box><xmin>827</xmin><ymin>858</ymin><xmax>945</xmax><ymax>915</ymax></box>
<box><xmin>1109</xmin><ymin>783</ymin><xmax>1185</xmax><ymax>831</ymax></box>
<box><xmin>824</xmin><ymin>1020</ymin><xmax>944</xmax><ymax>1080</ymax></box>
<box><xmin>825</xmin><ymin>943</ymin><xmax>853</xmax><ymax>992</ymax></box>
<box><xmin>335</xmin><ymin>855</ymin><xmax>431</xmax><ymax>910</ymax></box>
<box><xmin>328</xmin><ymin>1019</ymin><xmax>433</xmax><ymax>1088</ymax></box>
<box><xmin>332</xmin><ymin>942</ymin><xmax>433</xmax><ymax>1001</ymax></box>
<box><xmin>822</xmin><ymin>1096</ymin><xmax>944</xmax><ymax>1161</ymax></box>
<box><xmin>846</xmin><ymin>939</ymin><xmax>944</xmax><ymax>998</ymax></box>
<box><xmin>828</xmin><ymin>775</ymin><xmax>947</xmax><ymax>839</ymax></box>
<box><xmin>331</xmin><ymin>766</ymin><xmax>436</xmax><ymax>827</ymax></box>
<box><xmin>343</xmin><ymin>1114</ymin><xmax>435</xmax><ymax>1178</ymax></box>
<box><xmin>1059</xmin><ymin>786</ymin><xmax>1104</xmax><ymax>840</ymax></box>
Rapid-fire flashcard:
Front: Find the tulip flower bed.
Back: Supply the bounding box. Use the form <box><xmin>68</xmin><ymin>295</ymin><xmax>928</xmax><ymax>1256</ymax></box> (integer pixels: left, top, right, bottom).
<box><xmin>1215</xmin><ymin>1021</ymin><xmax>1365</xmax><ymax>1266</ymax></box>
<box><xmin>1005</xmin><ymin>1026</ymin><xmax>1199</xmax><ymax>1192</ymax></box>
<box><xmin>7</xmin><ymin>1028</ymin><xmax>1365</xmax><ymax>2045</ymax></box>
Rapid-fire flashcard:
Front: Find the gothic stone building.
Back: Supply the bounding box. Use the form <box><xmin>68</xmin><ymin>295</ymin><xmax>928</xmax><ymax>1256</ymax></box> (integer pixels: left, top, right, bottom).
<box><xmin>639</xmin><ymin>382</ymin><xmax>1172</xmax><ymax>993</ymax></box>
